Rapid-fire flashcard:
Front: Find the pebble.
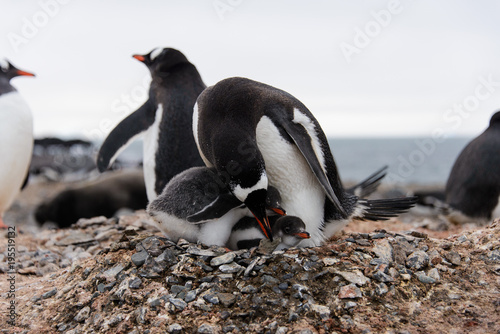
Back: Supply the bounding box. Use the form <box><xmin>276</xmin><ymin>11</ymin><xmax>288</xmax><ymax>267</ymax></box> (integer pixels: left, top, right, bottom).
<box><xmin>345</xmin><ymin>301</ymin><xmax>357</xmax><ymax>309</ymax></box>
<box><xmin>427</xmin><ymin>268</ymin><xmax>440</xmax><ymax>281</ymax></box>
<box><xmin>129</xmin><ymin>277</ymin><xmax>142</xmax><ymax>289</ymax></box>
<box><xmin>198</xmin><ymin>324</ymin><xmax>216</xmax><ymax>334</ymax></box>
<box><xmin>338</xmin><ymin>284</ymin><xmax>362</xmax><ymax>299</ymax></box>
<box><xmin>101</xmin><ymin>264</ymin><xmax>125</xmax><ymax>282</ymax></box>
<box><xmin>219</xmin><ymin>262</ymin><xmax>244</xmax><ymax>273</ymax></box>
<box><xmin>415</xmin><ymin>271</ymin><xmax>436</xmax><ymax>284</ymax></box>
<box><xmin>375</xmin><ymin>283</ymin><xmax>389</xmax><ymax>295</ymax></box>
<box><xmin>42</xmin><ymin>288</ymin><xmax>57</xmax><ymax>299</ymax></box>
<box><xmin>241</xmin><ymin>285</ymin><xmax>257</xmax><ymax>294</ymax></box>
<box><xmin>203</xmin><ymin>293</ymin><xmax>219</xmax><ymax>305</ymax></box>
<box><xmin>334</xmin><ymin>270</ymin><xmax>370</xmax><ymax>286</ymax></box>
<box><xmin>311</xmin><ymin>304</ymin><xmax>331</xmax><ymax>319</ymax></box>
<box><xmin>446</xmin><ymin>251</ymin><xmax>461</xmax><ymax>265</ymax></box>
<box><xmin>74</xmin><ymin>306</ymin><xmax>90</xmax><ymax>322</ymax></box>
<box><xmin>168</xmin><ymin>324</ymin><xmax>183</xmax><ymax>334</ymax></box>
<box><xmin>372</xmin><ymin>270</ymin><xmax>394</xmax><ymax>283</ymax></box>
<box><xmin>210</xmin><ymin>252</ymin><xmax>236</xmax><ymax>266</ymax></box>
<box><xmin>131</xmin><ymin>250</ymin><xmax>149</xmax><ymax>266</ymax></box>
<box><xmin>186</xmin><ymin>246</ymin><xmax>218</xmax><ymax>257</ymax></box>
<box><xmin>406</xmin><ymin>250</ymin><xmax>429</xmax><ymax>270</ymax></box>
<box><xmin>372</xmin><ymin>239</ymin><xmax>394</xmax><ymax>262</ymax></box>
<box><xmin>169</xmin><ymin>298</ymin><xmax>187</xmax><ymax>311</ymax></box>
<box><xmin>217</xmin><ymin>292</ymin><xmax>236</xmax><ymax>307</ymax></box>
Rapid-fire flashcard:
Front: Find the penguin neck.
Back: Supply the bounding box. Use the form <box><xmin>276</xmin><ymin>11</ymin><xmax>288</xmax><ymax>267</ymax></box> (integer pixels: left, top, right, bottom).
<box><xmin>0</xmin><ymin>77</ymin><xmax>15</xmax><ymax>96</ymax></box>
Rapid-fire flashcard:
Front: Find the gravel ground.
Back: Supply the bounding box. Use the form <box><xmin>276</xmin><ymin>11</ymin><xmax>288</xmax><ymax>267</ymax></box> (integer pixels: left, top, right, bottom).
<box><xmin>0</xmin><ymin>182</ymin><xmax>499</xmax><ymax>333</ymax></box>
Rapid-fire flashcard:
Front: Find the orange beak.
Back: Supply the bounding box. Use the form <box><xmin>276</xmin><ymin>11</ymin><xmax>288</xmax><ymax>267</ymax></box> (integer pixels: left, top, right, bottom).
<box><xmin>294</xmin><ymin>232</ymin><xmax>311</xmax><ymax>239</ymax></box>
<box><xmin>252</xmin><ymin>213</ymin><xmax>273</xmax><ymax>241</ymax></box>
<box><xmin>16</xmin><ymin>70</ymin><xmax>35</xmax><ymax>77</ymax></box>
<box><xmin>132</xmin><ymin>54</ymin><xmax>145</xmax><ymax>62</ymax></box>
<box><xmin>270</xmin><ymin>207</ymin><xmax>286</xmax><ymax>216</ymax></box>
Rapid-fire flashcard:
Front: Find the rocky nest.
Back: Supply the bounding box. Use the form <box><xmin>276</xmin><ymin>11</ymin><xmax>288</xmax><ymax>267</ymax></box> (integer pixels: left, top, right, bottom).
<box><xmin>1</xmin><ymin>212</ymin><xmax>499</xmax><ymax>333</ymax></box>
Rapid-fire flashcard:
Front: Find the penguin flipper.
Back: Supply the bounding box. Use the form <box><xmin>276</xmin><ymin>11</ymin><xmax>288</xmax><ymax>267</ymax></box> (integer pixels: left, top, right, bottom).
<box><xmin>97</xmin><ymin>98</ymin><xmax>156</xmax><ymax>172</ymax></box>
<box><xmin>356</xmin><ymin>196</ymin><xmax>418</xmax><ymax>221</ymax></box>
<box><xmin>186</xmin><ymin>193</ymin><xmax>243</xmax><ymax>223</ymax></box>
<box><xmin>346</xmin><ymin>165</ymin><xmax>388</xmax><ymax>198</ymax></box>
<box><xmin>278</xmin><ymin>118</ymin><xmax>346</xmax><ymax>216</ymax></box>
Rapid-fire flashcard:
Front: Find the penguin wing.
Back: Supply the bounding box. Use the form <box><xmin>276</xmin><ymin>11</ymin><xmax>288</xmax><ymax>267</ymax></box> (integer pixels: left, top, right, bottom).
<box><xmin>186</xmin><ymin>193</ymin><xmax>244</xmax><ymax>223</ymax></box>
<box><xmin>97</xmin><ymin>97</ymin><xmax>156</xmax><ymax>172</ymax></box>
<box><xmin>346</xmin><ymin>165</ymin><xmax>387</xmax><ymax>198</ymax></box>
<box><xmin>277</xmin><ymin>116</ymin><xmax>346</xmax><ymax>216</ymax></box>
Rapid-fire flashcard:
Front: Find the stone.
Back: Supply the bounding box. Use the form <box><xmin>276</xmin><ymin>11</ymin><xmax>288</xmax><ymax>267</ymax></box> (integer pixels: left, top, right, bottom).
<box><xmin>210</xmin><ymin>252</ymin><xmax>236</xmax><ymax>266</ymax></box>
<box><xmin>42</xmin><ymin>288</ymin><xmax>57</xmax><ymax>299</ymax></box>
<box><xmin>311</xmin><ymin>304</ymin><xmax>331</xmax><ymax>319</ymax></box>
<box><xmin>203</xmin><ymin>293</ymin><xmax>219</xmax><ymax>305</ymax></box>
<box><xmin>261</xmin><ymin>274</ymin><xmax>280</xmax><ymax>284</ymax></box>
<box><xmin>169</xmin><ymin>298</ymin><xmax>187</xmax><ymax>311</ymax></box>
<box><xmin>55</xmin><ymin>233</ymin><xmax>95</xmax><ymax>246</ymax></box>
<box><xmin>334</xmin><ymin>270</ymin><xmax>370</xmax><ymax>286</ymax></box>
<box><xmin>372</xmin><ymin>270</ymin><xmax>394</xmax><ymax>283</ymax></box>
<box><xmin>375</xmin><ymin>283</ymin><xmax>388</xmax><ymax>295</ymax></box>
<box><xmin>186</xmin><ymin>246</ymin><xmax>218</xmax><ymax>257</ymax></box>
<box><xmin>139</xmin><ymin>236</ymin><xmax>166</xmax><ymax>256</ymax></box>
<box><xmin>338</xmin><ymin>284</ymin><xmax>362</xmax><ymax>299</ymax></box>
<box><xmin>276</xmin><ymin>326</ymin><xmax>289</xmax><ymax>334</ymax></box>
<box><xmin>74</xmin><ymin>306</ymin><xmax>90</xmax><ymax>322</ymax></box>
<box><xmin>241</xmin><ymin>285</ymin><xmax>257</xmax><ymax>294</ymax></box>
<box><xmin>129</xmin><ymin>277</ymin><xmax>142</xmax><ymax>289</ymax></box>
<box><xmin>415</xmin><ymin>271</ymin><xmax>436</xmax><ymax>284</ymax></box>
<box><xmin>345</xmin><ymin>301</ymin><xmax>357</xmax><ymax>309</ymax></box>
<box><xmin>184</xmin><ymin>290</ymin><xmax>197</xmax><ymax>303</ymax></box>
<box><xmin>406</xmin><ymin>251</ymin><xmax>429</xmax><ymax>270</ymax></box>
<box><xmin>217</xmin><ymin>292</ymin><xmax>236</xmax><ymax>307</ymax></box>
<box><xmin>372</xmin><ymin>239</ymin><xmax>393</xmax><ymax>262</ymax></box>
<box><xmin>131</xmin><ymin>250</ymin><xmax>149</xmax><ymax>266</ymax></box>
<box><xmin>219</xmin><ymin>262</ymin><xmax>244</xmax><ymax>273</ymax></box>
<box><xmin>428</xmin><ymin>268</ymin><xmax>440</xmax><ymax>281</ymax></box>
<box><xmin>198</xmin><ymin>324</ymin><xmax>216</xmax><ymax>334</ymax></box>
<box><xmin>101</xmin><ymin>263</ymin><xmax>125</xmax><ymax>282</ymax></box>
<box><xmin>446</xmin><ymin>251</ymin><xmax>461</xmax><ymax>265</ymax></box>
<box><xmin>322</xmin><ymin>257</ymin><xmax>340</xmax><ymax>266</ymax></box>
<box><xmin>168</xmin><ymin>324</ymin><xmax>183</xmax><ymax>334</ymax></box>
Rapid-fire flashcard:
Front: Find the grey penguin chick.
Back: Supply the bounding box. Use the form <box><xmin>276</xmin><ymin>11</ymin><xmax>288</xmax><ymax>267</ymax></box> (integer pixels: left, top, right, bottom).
<box><xmin>147</xmin><ymin>166</ymin><xmax>285</xmax><ymax>246</ymax></box>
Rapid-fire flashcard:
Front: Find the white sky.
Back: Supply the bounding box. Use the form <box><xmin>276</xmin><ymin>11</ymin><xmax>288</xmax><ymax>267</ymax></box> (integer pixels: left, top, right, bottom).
<box><xmin>2</xmin><ymin>0</ymin><xmax>500</xmax><ymax>139</ymax></box>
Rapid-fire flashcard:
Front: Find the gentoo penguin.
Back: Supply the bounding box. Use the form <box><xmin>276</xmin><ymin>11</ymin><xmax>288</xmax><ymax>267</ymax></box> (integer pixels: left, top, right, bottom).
<box><xmin>445</xmin><ymin>111</ymin><xmax>500</xmax><ymax>221</ymax></box>
<box><xmin>228</xmin><ymin>165</ymin><xmax>387</xmax><ymax>249</ymax></box>
<box><xmin>147</xmin><ymin>166</ymin><xmax>286</xmax><ymax>246</ymax></box>
<box><xmin>35</xmin><ymin>170</ymin><xmax>148</xmax><ymax>228</ymax></box>
<box><xmin>227</xmin><ymin>215</ymin><xmax>310</xmax><ymax>250</ymax></box>
<box><xmin>193</xmin><ymin>77</ymin><xmax>416</xmax><ymax>246</ymax></box>
<box><xmin>97</xmin><ymin>48</ymin><xmax>205</xmax><ymax>201</ymax></box>
<box><xmin>0</xmin><ymin>60</ymin><xmax>35</xmax><ymax>228</ymax></box>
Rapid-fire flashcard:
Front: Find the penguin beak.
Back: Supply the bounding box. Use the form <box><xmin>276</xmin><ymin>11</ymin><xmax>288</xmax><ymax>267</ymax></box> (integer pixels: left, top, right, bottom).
<box><xmin>249</xmin><ymin>208</ymin><xmax>273</xmax><ymax>241</ymax></box>
<box><xmin>16</xmin><ymin>69</ymin><xmax>35</xmax><ymax>77</ymax></box>
<box><xmin>132</xmin><ymin>54</ymin><xmax>146</xmax><ymax>62</ymax></box>
<box><xmin>270</xmin><ymin>207</ymin><xmax>286</xmax><ymax>216</ymax></box>
<box><xmin>294</xmin><ymin>231</ymin><xmax>310</xmax><ymax>239</ymax></box>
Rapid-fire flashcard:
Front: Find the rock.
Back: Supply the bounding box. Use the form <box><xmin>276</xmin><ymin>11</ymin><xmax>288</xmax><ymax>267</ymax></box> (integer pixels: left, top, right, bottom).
<box><xmin>131</xmin><ymin>250</ymin><xmax>149</xmax><ymax>266</ymax></box>
<box><xmin>219</xmin><ymin>262</ymin><xmax>244</xmax><ymax>273</ymax></box>
<box><xmin>128</xmin><ymin>277</ymin><xmax>142</xmax><ymax>289</ymax></box>
<box><xmin>217</xmin><ymin>292</ymin><xmax>236</xmax><ymax>307</ymax></box>
<box><xmin>406</xmin><ymin>250</ymin><xmax>429</xmax><ymax>270</ymax></box>
<box><xmin>372</xmin><ymin>270</ymin><xmax>394</xmax><ymax>283</ymax></box>
<box><xmin>42</xmin><ymin>288</ymin><xmax>57</xmax><ymax>299</ymax></box>
<box><xmin>428</xmin><ymin>268</ymin><xmax>440</xmax><ymax>281</ymax></box>
<box><xmin>261</xmin><ymin>274</ymin><xmax>280</xmax><ymax>284</ymax></box>
<box><xmin>139</xmin><ymin>236</ymin><xmax>167</xmax><ymax>256</ymax></box>
<box><xmin>334</xmin><ymin>270</ymin><xmax>370</xmax><ymax>286</ymax></box>
<box><xmin>203</xmin><ymin>293</ymin><xmax>219</xmax><ymax>305</ymax></box>
<box><xmin>372</xmin><ymin>239</ymin><xmax>394</xmax><ymax>262</ymax></box>
<box><xmin>375</xmin><ymin>283</ymin><xmax>389</xmax><ymax>295</ymax></box>
<box><xmin>168</xmin><ymin>323</ymin><xmax>183</xmax><ymax>334</ymax></box>
<box><xmin>257</xmin><ymin>237</ymin><xmax>281</xmax><ymax>254</ymax></box>
<box><xmin>310</xmin><ymin>304</ymin><xmax>330</xmax><ymax>319</ymax></box>
<box><xmin>322</xmin><ymin>257</ymin><xmax>340</xmax><ymax>266</ymax></box>
<box><xmin>338</xmin><ymin>284</ymin><xmax>362</xmax><ymax>299</ymax></box>
<box><xmin>184</xmin><ymin>290</ymin><xmax>197</xmax><ymax>302</ymax></box>
<box><xmin>415</xmin><ymin>271</ymin><xmax>436</xmax><ymax>284</ymax></box>
<box><xmin>210</xmin><ymin>252</ymin><xmax>236</xmax><ymax>266</ymax></box>
<box><xmin>74</xmin><ymin>306</ymin><xmax>90</xmax><ymax>322</ymax></box>
<box><xmin>186</xmin><ymin>246</ymin><xmax>218</xmax><ymax>257</ymax></box>
<box><xmin>276</xmin><ymin>326</ymin><xmax>289</xmax><ymax>334</ymax></box>
<box><xmin>101</xmin><ymin>263</ymin><xmax>125</xmax><ymax>282</ymax></box>
<box><xmin>55</xmin><ymin>232</ymin><xmax>96</xmax><ymax>246</ymax></box>
<box><xmin>345</xmin><ymin>301</ymin><xmax>357</xmax><ymax>309</ymax></box>
<box><xmin>241</xmin><ymin>285</ymin><xmax>257</xmax><ymax>294</ymax></box>
<box><xmin>169</xmin><ymin>298</ymin><xmax>187</xmax><ymax>311</ymax></box>
<box><xmin>198</xmin><ymin>323</ymin><xmax>216</xmax><ymax>333</ymax></box>
<box><xmin>445</xmin><ymin>251</ymin><xmax>461</xmax><ymax>265</ymax></box>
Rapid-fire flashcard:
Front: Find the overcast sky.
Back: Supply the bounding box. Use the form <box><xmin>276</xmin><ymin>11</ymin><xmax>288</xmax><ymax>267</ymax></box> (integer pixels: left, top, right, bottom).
<box><xmin>2</xmin><ymin>0</ymin><xmax>500</xmax><ymax>140</ymax></box>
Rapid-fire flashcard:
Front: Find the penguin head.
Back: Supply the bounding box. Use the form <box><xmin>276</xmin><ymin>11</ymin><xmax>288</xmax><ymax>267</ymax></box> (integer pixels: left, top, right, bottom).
<box><xmin>266</xmin><ymin>186</ymin><xmax>286</xmax><ymax>216</ymax></box>
<box><xmin>0</xmin><ymin>59</ymin><xmax>35</xmax><ymax>81</ymax></box>
<box><xmin>273</xmin><ymin>216</ymin><xmax>310</xmax><ymax>247</ymax></box>
<box><xmin>132</xmin><ymin>48</ymin><xmax>190</xmax><ymax>75</ymax></box>
<box><xmin>231</xmin><ymin>171</ymin><xmax>273</xmax><ymax>241</ymax></box>
<box><xmin>489</xmin><ymin>111</ymin><xmax>500</xmax><ymax>127</ymax></box>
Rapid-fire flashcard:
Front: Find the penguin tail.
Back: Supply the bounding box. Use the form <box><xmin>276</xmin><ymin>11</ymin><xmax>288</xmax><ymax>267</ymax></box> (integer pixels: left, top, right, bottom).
<box><xmin>347</xmin><ymin>165</ymin><xmax>388</xmax><ymax>198</ymax></box>
<box><xmin>355</xmin><ymin>196</ymin><xmax>418</xmax><ymax>221</ymax></box>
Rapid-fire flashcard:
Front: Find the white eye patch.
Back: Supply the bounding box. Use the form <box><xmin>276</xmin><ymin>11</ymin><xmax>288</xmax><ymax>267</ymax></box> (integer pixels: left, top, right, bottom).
<box><xmin>150</xmin><ymin>48</ymin><xmax>163</xmax><ymax>61</ymax></box>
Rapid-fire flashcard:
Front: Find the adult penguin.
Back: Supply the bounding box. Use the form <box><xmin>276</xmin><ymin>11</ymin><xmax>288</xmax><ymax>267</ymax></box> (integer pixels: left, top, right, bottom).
<box><xmin>0</xmin><ymin>60</ymin><xmax>35</xmax><ymax>228</ymax></box>
<box><xmin>193</xmin><ymin>77</ymin><xmax>416</xmax><ymax>246</ymax></box>
<box><xmin>446</xmin><ymin>111</ymin><xmax>500</xmax><ymax>221</ymax></box>
<box><xmin>97</xmin><ymin>48</ymin><xmax>205</xmax><ymax>201</ymax></box>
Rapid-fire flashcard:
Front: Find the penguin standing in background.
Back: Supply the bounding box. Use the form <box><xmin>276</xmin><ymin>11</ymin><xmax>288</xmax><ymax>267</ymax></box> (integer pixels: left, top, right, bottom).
<box><xmin>147</xmin><ymin>166</ymin><xmax>286</xmax><ymax>246</ymax></box>
<box><xmin>0</xmin><ymin>60</ymin><xmax>35</xmax><ymax>228</ymax></box>
<box><xmin>193</xmin><ymin>77</ymin><xmax>416</xmax><ymax>246</ymax></box>
<box><xmin>97</xmin><ymin>48</ymin><xmax>205</xmax><ymax>201</ymax></box>
<box><xmin>445</xmin><ymin>111</ymin><xmax>500</xmax><ymax>221</ymax></box>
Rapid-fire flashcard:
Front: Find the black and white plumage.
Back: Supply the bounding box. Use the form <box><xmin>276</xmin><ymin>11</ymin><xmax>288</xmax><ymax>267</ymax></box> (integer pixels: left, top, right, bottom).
<box><xmin>147</xmin><ymin>166</ymin><xmax>285</xmax><ymax>246</ymax></box>
<box><xmin>227</xmin><ymin>215</ymin><xmax>310</xmax><ymax>250</ymax></box>
<box><xmin>193</xmin><ymin>77</ymin><xmax>416</xmax><ymax>246</ymax></box>
<box><xmin>445</xmin><ymin>111</ymin><xmax>500</xmax><ymax>221</ymax></box>
<box><xmin>0</xmin><ymin>59</ymin><xmax>35</xmax><ymax>228</ymax></box>
<box><xmin>97</xmin><ymin>48</ymin><xmax>205</xmax><ymax>201</ymax></box>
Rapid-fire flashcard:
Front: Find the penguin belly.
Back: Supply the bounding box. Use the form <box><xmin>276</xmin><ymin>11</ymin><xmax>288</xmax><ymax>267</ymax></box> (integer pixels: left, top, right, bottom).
<box><xmin>0</xmin><ymin>92</ymin><xmax>33</xmax><ymax>214</ymax></box>
<box><xmin>143</xmin><ymin>104</ymin><xmax>163</xmax><ymax>201</ymax></box>
<box><xmin>255</xmin><ymin>116</ymin><xmax>326</xmax><ymax>247</ymax></box>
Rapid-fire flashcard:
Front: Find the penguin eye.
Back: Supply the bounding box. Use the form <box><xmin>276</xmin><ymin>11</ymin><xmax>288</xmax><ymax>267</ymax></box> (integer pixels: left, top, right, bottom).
<box><xmin>284</xmin><ymin>226</ymin><xmax>290</xmax><ymax>234</ymax></box>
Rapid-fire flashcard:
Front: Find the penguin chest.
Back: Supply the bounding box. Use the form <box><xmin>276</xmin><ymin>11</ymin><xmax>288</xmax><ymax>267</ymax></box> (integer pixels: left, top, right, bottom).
<box><xmin>255</xmin><ymin>116</ymin><xmax>326</xmax><ymax>246</ymax></box>
<box><xmin>143</xmin><ymin>104</ymin><xmax>163</xmax><ymax>201</ymax></box>
<box><xmin>0</xmin><ymin>92</ymin><xmax>33</xmax><ymax>212</ymax></box>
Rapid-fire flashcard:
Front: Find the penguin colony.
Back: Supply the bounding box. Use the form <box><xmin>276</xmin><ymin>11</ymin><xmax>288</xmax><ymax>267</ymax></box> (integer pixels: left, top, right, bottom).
<box><xmin>6</xmin><ymin>47</ymin><xmax>499</xmax><ymax>246</ymax></box>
